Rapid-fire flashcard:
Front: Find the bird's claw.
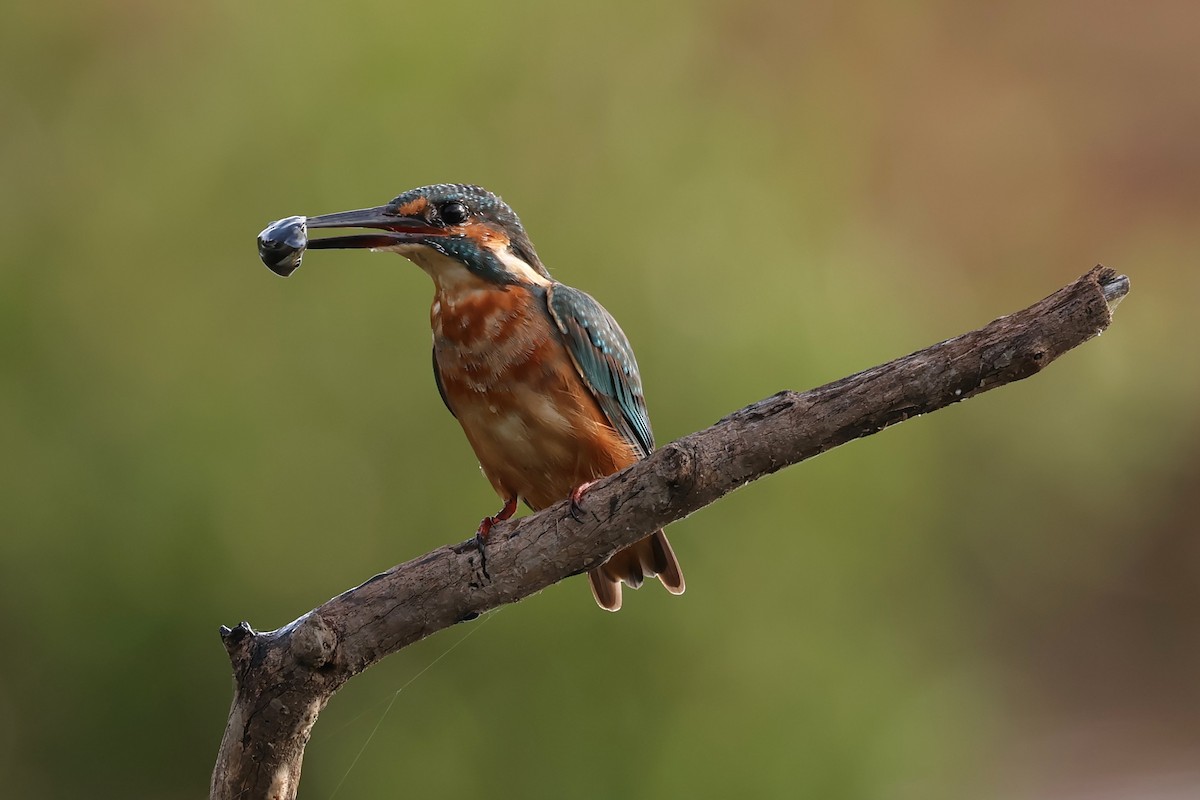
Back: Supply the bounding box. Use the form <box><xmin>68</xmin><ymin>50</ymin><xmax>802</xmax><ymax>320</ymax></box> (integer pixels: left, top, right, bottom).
<box><xmin>474</xmin><ymin>516</ymin><xmax>496</xmax><ymax>549</ymax></box>
<box><xmin>568</xmin><ymin>480</ymin><xmax>600</xmax><ymax>522</ymax></box>
<box><xmin>474</xmin><ymin>496</ymin><xmax>517</xmax><ymax>546</ymax></box>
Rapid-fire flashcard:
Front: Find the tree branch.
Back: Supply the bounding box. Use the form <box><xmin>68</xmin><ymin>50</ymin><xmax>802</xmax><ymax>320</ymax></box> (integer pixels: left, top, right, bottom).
<box><xmin>211</xmin><ymin>266</ymin><xmax>1129</xmax><ymax>800</ymax></box>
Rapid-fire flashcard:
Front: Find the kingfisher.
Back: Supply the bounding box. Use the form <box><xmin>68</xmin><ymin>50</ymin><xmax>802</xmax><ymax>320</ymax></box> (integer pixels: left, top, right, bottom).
<box><xmin>267</xmin><ymin>184</ymin><xmax>685</xmax><ymax>611</ymax></box>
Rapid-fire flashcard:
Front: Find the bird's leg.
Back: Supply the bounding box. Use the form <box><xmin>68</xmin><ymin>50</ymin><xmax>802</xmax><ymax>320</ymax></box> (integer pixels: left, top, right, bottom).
<box><xmin>475</xmin><ymin>495</ymin><xmax>519</xmax><ymax>546</ymax></box>
<box><xmin>568</xmin><ymin>479</ymin><xmax>601</xmax><ymax>522</ymax></box>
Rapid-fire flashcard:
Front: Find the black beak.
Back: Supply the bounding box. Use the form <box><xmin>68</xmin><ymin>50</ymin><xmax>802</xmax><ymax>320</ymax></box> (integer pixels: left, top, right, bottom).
<box><xmin>305</xmin><ymin>205</ymin><xmax>445</xmax><ymax>251</ymax></box>
<box><xmin>257</xmin><ymin>205</ymin><xmax>446</xmax><ymax>277</ymax></box>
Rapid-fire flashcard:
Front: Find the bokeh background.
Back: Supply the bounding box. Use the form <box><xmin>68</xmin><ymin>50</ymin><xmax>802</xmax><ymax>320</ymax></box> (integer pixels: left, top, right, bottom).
<box><xmin>2</xmin><ymin>1</ymin><xmax>1197</xmax><ymax>797</ymax></box>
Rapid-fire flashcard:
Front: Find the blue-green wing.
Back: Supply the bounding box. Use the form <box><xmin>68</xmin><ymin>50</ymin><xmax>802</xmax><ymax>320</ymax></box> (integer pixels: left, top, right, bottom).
<box><xmin>545</xmin><ymin>283</ymin><xmax>654</xmax><ymax>458</ymax></box>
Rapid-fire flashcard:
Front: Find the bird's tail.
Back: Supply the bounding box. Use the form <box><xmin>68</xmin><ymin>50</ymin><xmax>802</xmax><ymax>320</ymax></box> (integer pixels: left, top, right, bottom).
<box><xmin>588</xmin><ymin>529</ymin><xmax>685</xmax><ymax>612</ymax></box>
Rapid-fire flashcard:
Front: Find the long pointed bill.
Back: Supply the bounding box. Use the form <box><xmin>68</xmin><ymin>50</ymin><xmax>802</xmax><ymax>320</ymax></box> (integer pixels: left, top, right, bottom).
<box><xmin>257</xmin><ymin>205</ymin><xmax>446</xmax><ymax>277</ymax></box>
<box><xmin>305</xmin><ymin>205</ymin><xmax>446</xmax><ymax>249</ymax></box>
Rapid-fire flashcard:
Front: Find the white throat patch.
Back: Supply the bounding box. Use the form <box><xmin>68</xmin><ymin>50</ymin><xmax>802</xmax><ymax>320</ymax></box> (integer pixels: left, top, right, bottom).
<box><xmin>381</xmin><ymin>242</ymin><xmax>550</xmax><ymax>290</ymax></box>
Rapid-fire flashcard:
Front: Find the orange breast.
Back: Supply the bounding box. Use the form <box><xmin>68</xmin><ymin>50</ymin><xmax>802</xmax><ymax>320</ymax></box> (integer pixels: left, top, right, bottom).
<box><xmin>432</xmin><ymin>282</ymin><xmax>638</xmax><ymax>510</ymax></box>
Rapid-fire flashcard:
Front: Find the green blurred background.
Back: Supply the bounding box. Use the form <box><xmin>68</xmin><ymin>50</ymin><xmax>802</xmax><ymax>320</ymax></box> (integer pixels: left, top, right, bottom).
<box><xmin>2</xmin><ymin>1</ymin><xmax>1197</xmax><ymax>797</ymax></box>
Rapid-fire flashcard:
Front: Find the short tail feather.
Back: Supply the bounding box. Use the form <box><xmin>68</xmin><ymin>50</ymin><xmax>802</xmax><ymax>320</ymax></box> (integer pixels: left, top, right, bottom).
<box><xmin>587</xmin><ymin>530</ymin><xmax>685</xmax><ymax>612</ymax></box>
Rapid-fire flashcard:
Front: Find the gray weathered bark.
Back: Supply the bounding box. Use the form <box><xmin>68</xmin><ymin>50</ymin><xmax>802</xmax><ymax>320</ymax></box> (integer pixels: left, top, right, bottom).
<box><xmin>211</xmin><ymin>266</ymin><xmax>1129</xmax><ymax>800</ymax></box>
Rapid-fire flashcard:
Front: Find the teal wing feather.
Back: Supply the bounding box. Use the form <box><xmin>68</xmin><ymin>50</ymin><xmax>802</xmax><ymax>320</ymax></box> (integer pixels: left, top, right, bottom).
<box><xmin>545</xmin><ymin>283</ymin><xmax>654</xmax><ymax>458</ymax></box>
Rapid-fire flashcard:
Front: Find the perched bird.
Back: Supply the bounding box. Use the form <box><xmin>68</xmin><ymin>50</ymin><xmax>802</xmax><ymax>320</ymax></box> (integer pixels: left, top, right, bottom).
<box><xmin>271</xmin><ymin>184</ymin><xmax>684</xmax><ymax>611</ymax></box>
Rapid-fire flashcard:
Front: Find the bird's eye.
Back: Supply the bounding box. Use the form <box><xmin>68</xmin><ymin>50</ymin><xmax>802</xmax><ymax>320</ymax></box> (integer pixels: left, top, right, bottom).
<box><xmin>439</xmin><ymin>201</ymin><xmax>469</xmax><ymax>225</ymax></box>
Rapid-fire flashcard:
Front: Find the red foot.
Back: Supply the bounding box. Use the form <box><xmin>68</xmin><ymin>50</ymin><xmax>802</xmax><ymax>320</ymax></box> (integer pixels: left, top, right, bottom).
<box><xmin>569</xmin><ymin>480</ymin><xmax>600</xmax><ymax>522</ymax></box>
<box><xmin>475</xmin><ymin>496</ymin><xmax>518</xmax><ymax>543</ymax></box>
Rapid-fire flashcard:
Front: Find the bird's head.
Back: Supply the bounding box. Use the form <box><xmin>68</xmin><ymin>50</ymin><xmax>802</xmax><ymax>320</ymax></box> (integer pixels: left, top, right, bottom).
<box><xmin>294</xmin><ymin>184</ymin><xmax>550</xmax><ymax>288</ymax></box>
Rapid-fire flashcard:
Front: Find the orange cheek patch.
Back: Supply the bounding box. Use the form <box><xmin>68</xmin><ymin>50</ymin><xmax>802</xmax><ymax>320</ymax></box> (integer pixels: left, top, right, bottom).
<box><xmin>458</xmin><ymin>221</ymin><xmax>509</xmax><ymax>248</ymax></box>
<box><xmin>395</xmin><ymin>197</ymin><xmax>429</xmax><ymax>217</ymax></box>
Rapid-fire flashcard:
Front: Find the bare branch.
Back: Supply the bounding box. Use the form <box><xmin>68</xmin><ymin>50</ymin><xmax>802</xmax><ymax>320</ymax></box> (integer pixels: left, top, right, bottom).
<box><xmin>211</xmin><ymin>266</ymin><xmax>1129</xmax><ymax>800</ymax></box>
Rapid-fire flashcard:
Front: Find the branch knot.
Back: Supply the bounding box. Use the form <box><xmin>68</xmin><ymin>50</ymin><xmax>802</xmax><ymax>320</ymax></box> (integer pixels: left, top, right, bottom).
<box><xmin>290</xmin><ymin>614</ymin><xmax>338</xmax><ymax>670</ymax></box>
<box><xmin>660</xmin><ymin>441</ymin><xmax>699</xmax><ymax>506</ymax></box>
